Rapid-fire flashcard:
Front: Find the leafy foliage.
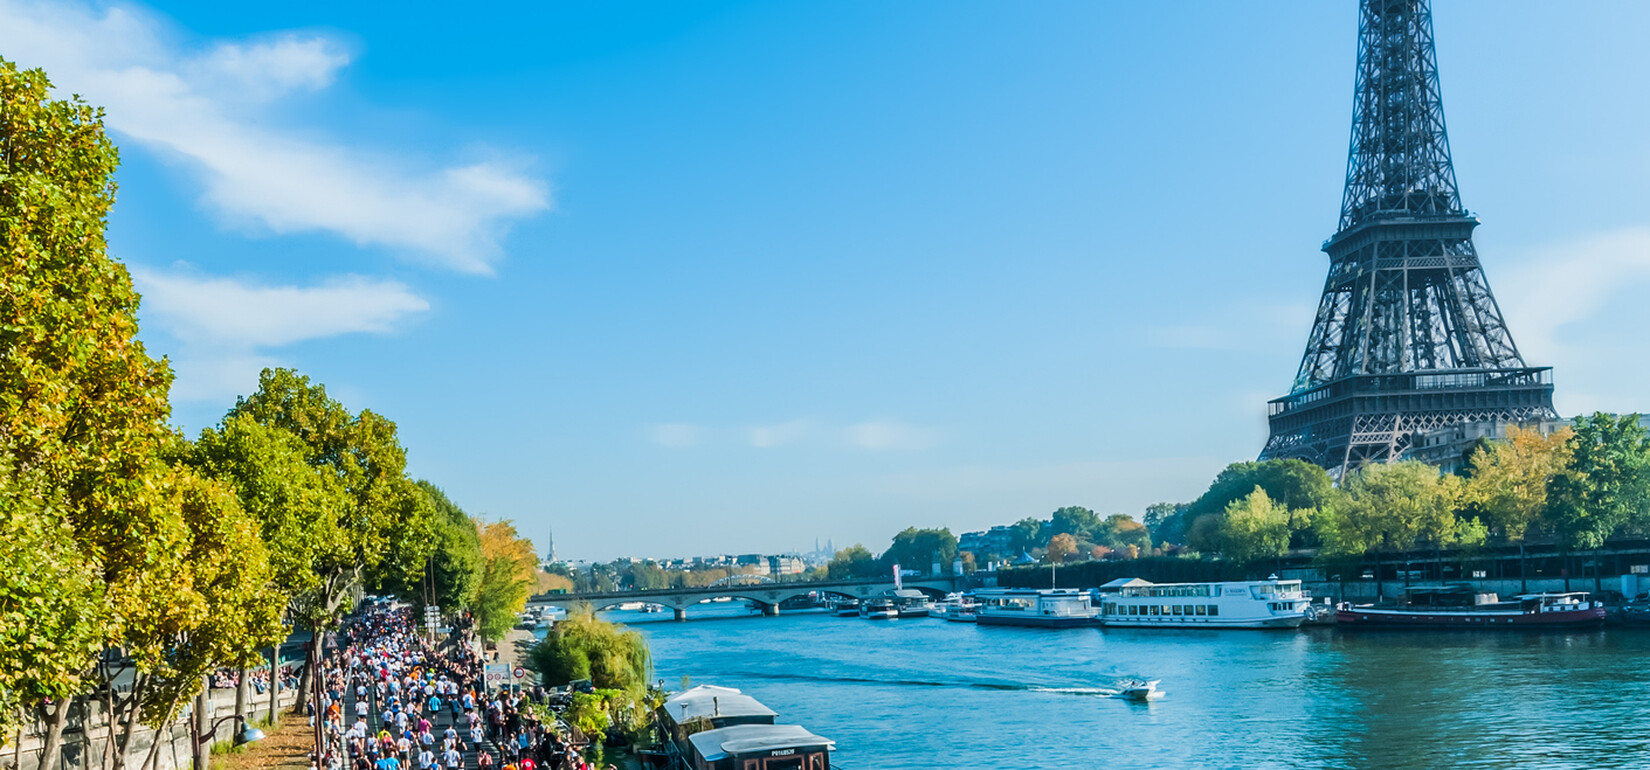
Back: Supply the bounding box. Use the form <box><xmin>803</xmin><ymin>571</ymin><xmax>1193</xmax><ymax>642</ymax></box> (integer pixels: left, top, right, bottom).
<box><xmin>1546</xmin><ymin>413</ymin><xmax>1650</xmax><ymax>550</ymax></box>
<box><xmin>530</xmin><ymin>608</ymin><xmax>650</xmax><ymax>697</ymax></box>
<box><xmin>826</xmin><ymin>544</ymin><xmax>881</xmax><ymax>579</ymax></box>
<box><xmin>474</xmin><ymin>517</ymin><xmax>538</xmax><ymax>641</ymax></box>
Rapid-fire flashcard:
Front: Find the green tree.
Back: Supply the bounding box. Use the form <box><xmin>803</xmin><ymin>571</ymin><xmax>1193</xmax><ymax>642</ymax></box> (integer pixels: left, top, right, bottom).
<box><xmin>1008</xmin><ymin>517</ymin><xmax>1045</xmax><ymax>553</ymax></box>
<box><xmin>1049</xmin><ymin>507</ymin><xmax>1102</xmax><ymax>543</ymax></box>
<box><xmin>528</xmin><ymin>608</ymin><xmax>651</xmax><ymax>742</ymax></box>
<box><xmin>826</xmin><ymin>544</ymin><xmax>880</xmax><ymax>579</ymax></box>
<box><xmin>1174</xmin><ymin>460</ymin><xmax>1335</xmax><ymax>548</ymax></box>
<box><xmin>1</xmin><ymin>59</ymin><xmax>278</xmax><ymax>768</ymax></box>
<box><xmin>0</xmin><ymin>454</ymin><xmax>101</xmax><ymax>746</ymax></box>
<box><xmin>1317</xmin><ymin>461</ymin><xmax>1481</xmax><ymax>566</ymax></box>
<box><xmin>1547</xmin><ymin>413</ymin><xmax>1650</xmax><ymax>550</ymax></box>
<box><xmin>1215</xmin><ymin>488</ymin><xmax>1300</xmax><ymax>568</ymax></box>
<box><xmin>415</xmin><ymin>481</ymin><xmax>483</xmax><ymax>613</ymax></box>
<box><xmin>0</xmin><ymin>58</ymin><xmax>175</xmax><ymax>758</ymax></box>
<box><xmin>882</xmin><ymin>527</ymin><xmax>959</xmax><ymax>574</ymax></box>
<box><xmin>225</xmin><ymin>368</ymin><xmax>435</xmax><ymax>739</ymax></box>
<box><xmin>1142</xmin><ymin>502</ymin><xmax>1187</xmax><ymax>545</ymax></box>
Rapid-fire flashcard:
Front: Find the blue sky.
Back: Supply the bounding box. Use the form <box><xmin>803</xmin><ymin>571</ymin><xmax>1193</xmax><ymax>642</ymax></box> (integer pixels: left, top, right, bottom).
<box><xmin>4</xmin><ymin>1</ymin><xmax>1648</xmax><ymax>561</ymax></box>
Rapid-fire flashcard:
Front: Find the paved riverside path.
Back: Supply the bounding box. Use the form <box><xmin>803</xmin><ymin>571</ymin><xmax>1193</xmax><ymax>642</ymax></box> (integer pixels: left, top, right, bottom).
<box><xmin>344</xmin><ymin>662</ymin><xmax>507</xmax><ymax>770</ymax></box>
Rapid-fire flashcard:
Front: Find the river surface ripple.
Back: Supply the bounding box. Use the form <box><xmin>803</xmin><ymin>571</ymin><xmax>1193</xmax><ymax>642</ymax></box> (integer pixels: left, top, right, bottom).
<box><xmin>583</xmin><ymin>608</ymin><xmax>1650</xmax><ymax>769</ymax></box>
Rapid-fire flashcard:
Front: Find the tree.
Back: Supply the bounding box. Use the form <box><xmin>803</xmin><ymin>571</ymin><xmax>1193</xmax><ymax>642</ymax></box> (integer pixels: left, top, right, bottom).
<box><xmin>1098</xmin><ymin>514</ymin><xmax>1153</xmax><ymax>552</ymax></box>
<box><xmin>474</xmin><ymin>518</ymin><xmax>539</xmax><ymax>642</ymax></box>
<box><xmin>528</xmin><ymin>608</ymin><xmax>651</xmax><ymax>742</ymax></box>
<box><xmin>1316</xmin><ymin>461</ymin><xmax>1481</xmax><ymax>584</ymax></box>
<box><xmin>1465</xmin><ymin>425</ymin><xmax>1572</xmax><ymax>542</ymax></box>
<box><xmin>1215</xmin><ymin>488</ymin><xmax>1298</xmax><ymax>568</ymax></box>
<box><xmin>0</xmin><ymin>58</ymin><xmax>177</xmax><ymax>759</ymax></box>
<box><xmin>1050</xmin><ymin>507</ymin><xmax>1102</xmax><ymax>543</ymax></box>
<box><xmin>1008</xmin><ymin>517</ymin><xmax>1044</xmax><ymax>554</ymax></box>
<box><xmin>826</xmin><ymin>544</ymin><xmax>880</xmax><ymax>580</ymax></box>
<box><xmin>224</xmin><ymin>368</ymin><xmax>435</xmax><ymax>751</ymax></box>
<box><xmin>1</xmin><ymin>59</ymin><xmax>278</xmax><ymax>768</ymax></box>
<box><xmin>882</xmin><ymin>527</ymin><xmax>958</xmax><ymax>574</ymax></box>
<box><xmin>378</xmin><ymin>481</ymin><xmax>484</xmax><ymax>614</ymax></box>
<box><xmin>1142</xmin><ymin>502</ymin><xmax>1187</xmax><ymax>545</ymax></box>
<box><xmin>0</xmin><ymin>453</ymin><xmax>101</xmax><ymax>745</ymax></box>
<box><xmin>1547</xmin><ymin>413</ymin><xmax>1650</xmax><ymax>550</ymax></box>
<box><xmin>1045</xmin><ymin>533</ymin><xmax>1078</xmax><ymax>563</ymax></box>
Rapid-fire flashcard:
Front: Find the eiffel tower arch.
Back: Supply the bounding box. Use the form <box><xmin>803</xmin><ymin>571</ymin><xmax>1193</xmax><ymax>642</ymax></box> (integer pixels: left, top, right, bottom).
<box><xmin>1260</xmin><ymin>0</ymin><xmax>1556</xmax><ymax>477</ymax></box>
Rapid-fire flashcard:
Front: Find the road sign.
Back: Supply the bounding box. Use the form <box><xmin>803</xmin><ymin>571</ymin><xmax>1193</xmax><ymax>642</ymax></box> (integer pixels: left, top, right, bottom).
<box><xmin>512</xmin><ymin>666</ymin><xmax>525</xmax><ymax>680</ymax></box>
<box><xmin>484</xmin><ymin>663</ymin><xmax>511</xmax><ymax>689</ymax></box>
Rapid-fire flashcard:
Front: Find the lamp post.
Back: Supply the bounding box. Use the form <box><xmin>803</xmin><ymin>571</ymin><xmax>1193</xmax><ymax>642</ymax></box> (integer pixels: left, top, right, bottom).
<box><xmin>189</xmin><ymin>698</ymin><xmax>265</xmax><ymax>770</ymax></box>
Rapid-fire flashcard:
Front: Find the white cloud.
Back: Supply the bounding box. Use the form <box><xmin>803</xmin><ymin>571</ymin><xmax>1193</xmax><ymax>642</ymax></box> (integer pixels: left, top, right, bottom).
<box><xmin>747</xmin><ymin>420</ymin><xmax>812</xmax><ymax>448</ymax></box>
<box><xmin>133</xmin><ymin>268</ymin><xmax>429</xmax><ymax>401</ymax></box>
<box><xmin>648</xmin><ymin>423</ymin><xmax>704</xmax><ymax>448</ymax></box>
<box><xmin>842</xmin><ymin>420</ymin><xmax>937</xmax><ymax>451</ymax></box>
<box><xmin>0</xmin><ymin>0</ymin><xmax>550</xmax><ymax>274</ymax></box>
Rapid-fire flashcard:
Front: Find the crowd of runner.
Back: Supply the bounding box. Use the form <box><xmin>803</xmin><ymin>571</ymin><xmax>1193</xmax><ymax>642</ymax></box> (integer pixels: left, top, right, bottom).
<box><xmin>308</xmin><ymin>604</ymin><xmax>610</xmax><ymax>770</ymax></box>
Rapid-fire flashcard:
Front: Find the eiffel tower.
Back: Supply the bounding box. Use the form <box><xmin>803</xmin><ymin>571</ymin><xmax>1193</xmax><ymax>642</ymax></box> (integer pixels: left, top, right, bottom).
<box><xmin>1260</xmin><ymin>0</ymin><xmax>1556</xmax><ymax>476</ymax></box>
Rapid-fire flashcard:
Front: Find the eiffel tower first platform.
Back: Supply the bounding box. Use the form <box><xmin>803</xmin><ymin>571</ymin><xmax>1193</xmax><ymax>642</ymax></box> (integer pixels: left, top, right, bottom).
<box><xmin>1260</xmin><ymin>0</ymin><xmax>1556</xmax><ymax>476</ymax></box>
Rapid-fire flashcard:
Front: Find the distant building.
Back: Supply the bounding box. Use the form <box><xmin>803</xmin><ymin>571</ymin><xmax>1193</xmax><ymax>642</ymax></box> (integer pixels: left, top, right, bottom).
<box><xmin>764</xmin><ymin>555</ymin><xmax>804</xmax><ymax>577</ymax></box>
<box><xmin>959</xmin><ymin>526</ymin><xmax>1015</xmax><ymax>557</ymax></box>
<box><xmin>1408</xmin><ymin>414</ymin><xmax>1650</xmax><ymax>474</ymax></box>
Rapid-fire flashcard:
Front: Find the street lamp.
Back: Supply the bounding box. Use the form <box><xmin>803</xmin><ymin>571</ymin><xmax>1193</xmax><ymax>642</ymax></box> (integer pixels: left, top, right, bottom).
<box><xmin>190</xmin><ymin>712</ymin><xmax>265</xmax><ymax>770</ymax></box>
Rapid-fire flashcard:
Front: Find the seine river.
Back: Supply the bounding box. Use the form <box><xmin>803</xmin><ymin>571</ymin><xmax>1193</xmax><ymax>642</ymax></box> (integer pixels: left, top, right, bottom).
<box><xmin>585</xmin><ymin>606</ymin><xmax>1650</xmax><ymax>769</ymax></box>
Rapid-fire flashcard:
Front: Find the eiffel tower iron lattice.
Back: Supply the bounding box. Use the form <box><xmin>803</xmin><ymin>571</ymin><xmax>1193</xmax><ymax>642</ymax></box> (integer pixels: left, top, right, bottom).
<box><xmin>1259</xmin><ymin>0</ymin><xmax>1556</xmax><ymax>476</ymax></box>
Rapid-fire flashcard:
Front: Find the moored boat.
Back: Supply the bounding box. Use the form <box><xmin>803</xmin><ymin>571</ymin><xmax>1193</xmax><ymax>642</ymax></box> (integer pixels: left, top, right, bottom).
<box><xmin>832</xmin><ymin>598</ymin><xmax>861</xmax><ymax>617</ymax></box>
<box><xmin>1336</xmin><ymin>585</ymin><xmax>1606</xmax><ymax>628</ymax></box>
<box><xmin>974</xmin><ymin>588</ymin><xmax>1099</xmax><ymax>628</ymax></box>
<box><xmin>859</xmin><ymin>597</ymin><xmax>896</xmax><ymax>619</ymax></box>
<box><xmin>890</xmin><ymin>589</ymin><xmax>932</xmax><ymax>618</ymax></box>
<box><xmin>1095</xmin><ymin>577</ymin><xmax>1310</xmax><ymax>629</ymax></box>
<box><xmin>941</xmin><ymin>593</ymin><xmax>978</xmax><ymax>623</ymax></box>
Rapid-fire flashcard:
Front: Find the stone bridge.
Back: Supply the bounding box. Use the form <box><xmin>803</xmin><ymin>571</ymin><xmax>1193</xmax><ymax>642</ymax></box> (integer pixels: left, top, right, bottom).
<box><xmin>526</xmin><ymin>577</ymin><xmax>961</xmax><ymax>621</ymax></box>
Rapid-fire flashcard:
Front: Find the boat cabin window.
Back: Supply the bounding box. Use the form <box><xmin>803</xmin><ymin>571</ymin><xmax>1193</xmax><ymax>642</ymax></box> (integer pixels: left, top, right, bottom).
<box><xmin>1208</xmin><ymin>605</ymin><xmax>1218</xmax><ymax>616</ymax></box>
<box><xmin>1195</xmin><ymin>605</ymin><xmax>1206</xmax><ymax>616</ymax></box>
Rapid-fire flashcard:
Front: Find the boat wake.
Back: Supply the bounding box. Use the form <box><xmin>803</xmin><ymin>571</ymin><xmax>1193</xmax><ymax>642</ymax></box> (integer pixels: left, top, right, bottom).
<box><xmin>735</xmin><ymin>671</ymin><xmax>1117</xmax><ymax>697</ymax></box>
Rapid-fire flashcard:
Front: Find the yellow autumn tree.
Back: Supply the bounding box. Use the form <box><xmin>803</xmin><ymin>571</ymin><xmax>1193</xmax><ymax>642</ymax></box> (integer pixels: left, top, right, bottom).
<box><xmin>1466</xmin><ymin>425</ymin><xmax>1574</xmax><ymax>542</ymax></box>
<box><xmin>474</xmin><ymin>518</ymin><xmax>540</xmax><ymax>641</ymax></box>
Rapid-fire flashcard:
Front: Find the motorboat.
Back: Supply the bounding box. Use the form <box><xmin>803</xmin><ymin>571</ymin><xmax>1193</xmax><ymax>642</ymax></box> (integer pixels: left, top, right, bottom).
<box><xmin>1118</xmin><ymin>679</ymin><xmax>1164</xmax><ymax>702</ymax></box>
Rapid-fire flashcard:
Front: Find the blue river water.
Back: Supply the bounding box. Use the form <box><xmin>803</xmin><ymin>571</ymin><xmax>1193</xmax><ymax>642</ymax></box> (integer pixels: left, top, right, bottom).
<box><xmin>573</xmin><ymin>606</ymin><xmax>1650</xmax><ymax>769</ymax></box>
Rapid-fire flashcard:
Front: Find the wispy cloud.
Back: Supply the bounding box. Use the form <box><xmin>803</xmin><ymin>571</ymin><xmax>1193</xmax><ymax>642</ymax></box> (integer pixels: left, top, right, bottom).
<box><xmin>747</xmin><ymin>420</ymin><xmax>812</xmax><ymax>448</ymax></box>
<box><xmin>647</xmin><ymin>423</ymin><xmax>704</xmax><ymax>448</ymax></box>
<box><xmin>133</xmin><ymin>268</ymin><xmax>429</xmax><ymax>401</ymax></box>
<box><xmin>0</xmin><ymin>0</ymin><xmax>550</xmax><ymax>274</ymax></box>
<box><xmin>1495</xmin><ymin>227</ymin><xmax>1650</xmax><ymax>416</ymax></box>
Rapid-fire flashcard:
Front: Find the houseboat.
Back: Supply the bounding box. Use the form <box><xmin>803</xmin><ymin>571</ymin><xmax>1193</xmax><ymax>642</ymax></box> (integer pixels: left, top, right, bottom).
<box><xmin>657</xmin><ymin>685</ymin><xmax>779</xmax><ymax>761</ymax></box>
<box><xmin>832</xmin><ymin>598</ymin><xmax>861</xmax><ymax>617</ymax></box>
<box><xmin>858</xmin><ymin>597</ymin><xmax>896</xmax><ymax>619</ymax></box>
<box><xmin>1094</xmin><ymin>577</ymin><xmax>1309</xmax><ymax>629</ymax></box>
<box><xmin>685</xmin><ymin>724</ymin><xmax>834</xmax><ymax>770</ymax></box>
<box><xmin>974</xmin><ymin>588</ymin><xmax>1099</xmax><ymax>628</ymax></box>
<box><xmin>1336</xmin><ymin>585</ymin><xmax>1607</xmax><ymax>628</ymax></box>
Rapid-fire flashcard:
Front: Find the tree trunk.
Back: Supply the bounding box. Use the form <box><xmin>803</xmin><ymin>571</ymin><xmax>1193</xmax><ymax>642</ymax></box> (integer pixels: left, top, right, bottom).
<box><xmin>1374</xmin><ymin>551</ymin><xmax>1383</xmax><ymax>601</ymax></box>
<box><xmin>309</xmin><ymin>641</ymin><xmax>324</xmax><ymax>763</ymax></box>
<box><xmin>38</xmin><ymin>697</ymin><xmax>71</xmax><ymax>770</ymax></box>
<box><xmin>235</xmin><ymin>665</ymin><xmax>248</xmax><ymax>730</ymax></box>
<box><xmin>1594</xmin><ymin>547</ymin><xmax>1604</xmax><ymax>594</ymax></box>
<box><xmin>195</xmin><ymin>678</ymin><xmax>213</xmax><ymax>770</ymax></box>
<box><xmin>1564</xmin><ymin>551</ymin><xmax>1572</xmax><ymax>592</ymax></box>
<box><xmin>267</xmin><ymin>646</ymin><xmax>281</xmax><ymax>725</ymax></box>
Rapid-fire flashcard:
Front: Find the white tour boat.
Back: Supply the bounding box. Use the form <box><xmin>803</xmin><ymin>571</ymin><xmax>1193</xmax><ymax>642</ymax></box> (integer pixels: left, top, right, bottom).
<box><xmin>940</xmin><ymin>593</ymin><xmax>978</xmax><ymax>623</ymax></box>
<box><xmin>974</xmin><ymin>588</ymin><xmax>1100</xmax><ymax>628</ymax></box>
<box><xmin>1095</xmin><ymin>577</ymin><xmax>1309</xmax><ymax>629</ymax></box>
